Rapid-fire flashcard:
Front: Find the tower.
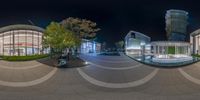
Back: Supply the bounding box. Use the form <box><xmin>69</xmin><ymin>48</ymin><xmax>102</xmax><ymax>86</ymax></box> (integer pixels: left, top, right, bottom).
<box><xmin>165</xmin><ymin>9</ymin><xmax>188</xmax><ymax>41</ymax></box>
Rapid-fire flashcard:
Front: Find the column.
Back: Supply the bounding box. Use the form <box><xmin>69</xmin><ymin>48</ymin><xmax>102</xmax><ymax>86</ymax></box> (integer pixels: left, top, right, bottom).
<box><xmin>199</xmin><ymin>36</ymin><xmax>200</xmax><ymax>54</ymax></box>
<box><xmin>38</xmin><ymin>32</ymin><xmax>40</xmax><ymax>54</ymax></box>
<box><xmin>25</xmin><ymin>31</ymin><xmax>27</xmax><ymax>56</ymax></box>
<box><xmin>41</xmin><ymin>35</ymin><xmax>43</xmax><ymax>54</ymax></box>
<box><xmin>12</xmin><ymin>31</ymin><xmax>15</xmax><ymax>56</ymax></box>
<box><xmin>192</xmin><ymin>36</ymin><xmax>194</xmax><ymax>54</ymax></box>
<box><xmin>32</xmin><ymin>31</ymin><xmax>34</xmax><ymax>55</ymax></box>
<box><xmin>174</xmin><ymin>44</ymin><xmax>176</xmax><ymax>55</ymax></box>
<box><xmin>167</xmin><ymin>46</ymin><xmax>169</xmax><ymax>58</ymax></box>
<box><xmin>196</xmin><ymin>37</ymin><xmax>199</xmax><ymax>54</ymax></box>
<box><xmin>188</xmin><ymin>45</ymin><xmax>191</xmax><ymax>55</ymax></box>
<box><xmin>9</xmin><ymin>32</ymin><xmax>11</xmax><ymax>56</ymax></box>
<box><xmin>18</xmin><ymin>31</ymin><xmax>19</xmax><ymax>56</ymax></box>
<box><xmin>2</xmin><ymin>33</ymin><xmax>4</xmax><ymax>56</ymax></box>
<box><xmin>155</xmin><ymin>45</ymin><xmax>157</xmax><ymax>55</ymax></box>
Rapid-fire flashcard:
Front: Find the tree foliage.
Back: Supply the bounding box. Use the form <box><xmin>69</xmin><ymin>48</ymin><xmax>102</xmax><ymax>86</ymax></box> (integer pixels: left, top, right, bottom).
<box><xmin>43</xmin><ymin>17</ymin><xmax>100</xmax><ymax>54</ymax></box>
<box><xmin>115</xmin><ymin>40</ymin><xmax>124</xmax><ymax>49</ymax></box>
<box><xmin>61</xmin><ymin>17</ymin><xmax>100</xmax><ymax>39</ymax></box>
<box><xmin>43</xmin><ymin>22</ymin><xmax>78</xmax><ymax>52</ymax></box>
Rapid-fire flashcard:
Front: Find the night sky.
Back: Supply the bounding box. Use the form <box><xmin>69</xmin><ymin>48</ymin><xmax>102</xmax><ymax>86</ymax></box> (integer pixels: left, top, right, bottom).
<box><xmin>0</xmin><ymin>0</ymin><xmax>200</xmax><ymax>47</ymax></box>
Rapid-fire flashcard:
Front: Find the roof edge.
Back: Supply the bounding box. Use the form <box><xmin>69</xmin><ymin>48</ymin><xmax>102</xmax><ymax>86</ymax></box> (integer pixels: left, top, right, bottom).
<box><xmin>0</xmin><ymin>24</ymin><xmax>45</xmax><ymax>33</ymax></box>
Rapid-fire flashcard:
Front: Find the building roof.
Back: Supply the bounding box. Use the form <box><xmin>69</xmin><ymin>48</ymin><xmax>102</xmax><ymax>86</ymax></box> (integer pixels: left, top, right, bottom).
<box><xmin>125</xmin><ymin>30</ymin><xmax>150</xmax><ymax>39</ymax></box>
<box><xmin>166</xmin><ymin>9</ymin><xmax>188</xmax><ymax>15</ymax></box>
<box><xmin>0</xmin><ymin>24</ymin><xmax>45</xmax><ymax>33</ymax></box>
<box><xmin>190</xmin><ymin>29</ymin><xmax>200</xmax><ymax>36</ymax></box>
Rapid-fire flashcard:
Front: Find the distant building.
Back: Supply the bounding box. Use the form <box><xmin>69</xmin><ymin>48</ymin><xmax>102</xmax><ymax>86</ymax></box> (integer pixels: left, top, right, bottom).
<box><xmin>190</xmin><ymin>29</ymin><xmax>200</xmax><ymax>54</ymax></box>
<box><xmin>125</xmin><ymin>31</ymin><xmax>151</xmax><ymax>56</ymax></box>
<box><xmin>80</xmin><ymin>39</ymin><xmax>101</xmax><ymax>54</ymax></box>
<box><xmin>149</xmin><ymin>9</ymin><xmax>191</xmax><ymax>64</ymax></box>
<box><xmin>165</xmin><ymin>9</ymin><xmax>188</xmax><ymax>41</ymax></box>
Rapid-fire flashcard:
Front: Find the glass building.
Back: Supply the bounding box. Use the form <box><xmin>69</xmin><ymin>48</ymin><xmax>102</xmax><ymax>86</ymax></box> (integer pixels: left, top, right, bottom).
<box><xmin>151</xmin><ymin>41</ymin><xmax>191</xmax><ymax>58</ymax></box>
<box><xmin>149</xmin><ymin>9</ymin><xmax>192</xmax><ymax>64</ymax></box>
<box><xmin>165</xmin><ymin>9</ymin><xmax>188</xmax><ymax>41</ymax></box>
<box><xmin>0</xmin><ymin>24</ymin><xmax>47</xmax><ymax>56</ymax></box>
<box><xmin>125</xmin><ymin>31</ymin><xmax>151</xmax><ymax>56</ymax></box>
<box><xmin>80</xmin><ymin>39</ymin><xmax>101</xmax><ymax>54</ymax></box>
<box><xmin>190</xmin><ymin>29</ymin><xmax>200</xmax><ymax>54</ymax></box>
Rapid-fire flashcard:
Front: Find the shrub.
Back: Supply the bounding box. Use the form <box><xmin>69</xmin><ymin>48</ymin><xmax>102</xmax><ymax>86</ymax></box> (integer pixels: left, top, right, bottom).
<box><xmin>192</xmin><ymin>54</ymin><xmax>200</xmax><ymax>58</ymax></box>
<box><xmin>1</xmin><ymin>54</ymin><xmax>49</xmax><ymax>61</ymax></box>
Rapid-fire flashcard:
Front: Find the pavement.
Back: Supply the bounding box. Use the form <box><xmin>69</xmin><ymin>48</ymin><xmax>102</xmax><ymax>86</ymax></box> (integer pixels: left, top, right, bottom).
<box><xmin>1</xmin><ymin>54</ymin><xmax>200</xmax><ymax>99</ymax></box>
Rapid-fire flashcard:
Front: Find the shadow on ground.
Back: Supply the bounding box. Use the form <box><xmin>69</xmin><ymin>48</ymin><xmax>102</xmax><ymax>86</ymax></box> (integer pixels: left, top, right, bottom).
<box><xmin>36</xmin><ymin>56</ymin><xmax>86</xmax><ymax>69</ymax></box>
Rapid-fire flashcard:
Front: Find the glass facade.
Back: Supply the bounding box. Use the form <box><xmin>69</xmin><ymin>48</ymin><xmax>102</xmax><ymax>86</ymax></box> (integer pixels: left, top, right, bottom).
<box><xmin>151</xmin><ymin>41</ymin><xmax>191</xmax><ymax>58</ymax></box>
<box><xmin>0</xmin><ymin>30</ymin><xmax>43</xmax><ymax>56</ymax></box>
<box><xmin>125</xmin><ymin>31</ymin><xmax>151</xmax><ymax>56</ymax></box>
<box><xmin>191</xmin><ymin>34</ymin><xmax>200</xmax><ymax>54</ymax></box>
<box><xmin>165</xmin><ymin>9</ymin><xmax>188</xmax><ymax>41</ymax></box>
<box><xmin>80</xmin><ymin>39</ymin><xmax>101</xmax><ymax>54</ymax></box>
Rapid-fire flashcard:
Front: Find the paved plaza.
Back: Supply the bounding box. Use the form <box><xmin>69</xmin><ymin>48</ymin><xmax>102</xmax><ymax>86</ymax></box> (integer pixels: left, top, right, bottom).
<box><xmin>0</xmin><ymin>54</ymin><xmax>200</xmax><ymax>99</ymax></box>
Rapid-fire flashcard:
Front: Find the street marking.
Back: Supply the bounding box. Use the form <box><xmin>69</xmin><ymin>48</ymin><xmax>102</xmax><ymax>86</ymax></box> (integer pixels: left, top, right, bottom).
<box><xmin>0</xmin><ymin>67</ymin><xmax>57</xmax><ymax>87</ymax></box>
<box><xmin>179</xmin><ymin>68</ymin><xmax>200</xmax><ymax>85</ymax></box>
<box><xmin>84</xmin><ymin>55</ymin><xmax>130</xmax><ymax>60</ymax></box>
<box><xmin>80</xmin><ymin>56</ymin><xmax>134</xmax><ymax>63</ymax></box>
<box><xmin>87</xmin><ymin>62</ymin><xmax>142</xmax><ymax>70</ymax></box>
<box><xmin>0</xmin><ymin>63</ymin><xmax>44</xmax><ymax>70</ymax></box>
<box><xmin>77</xmin><ymin>67</ymin><xmax>159</xmax><ymax>88</ymax></box>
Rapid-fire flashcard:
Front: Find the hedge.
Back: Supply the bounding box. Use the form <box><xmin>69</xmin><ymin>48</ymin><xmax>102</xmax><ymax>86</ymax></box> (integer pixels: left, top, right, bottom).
<box><xmin>192</xmin><ymin>54</ymin><xmax>200</xmax><ymax>58</ymax></box>
<box><xmin>1</xmin><ymin>54</ymin><xmax>49</xmax><ymax>61</ymax></box>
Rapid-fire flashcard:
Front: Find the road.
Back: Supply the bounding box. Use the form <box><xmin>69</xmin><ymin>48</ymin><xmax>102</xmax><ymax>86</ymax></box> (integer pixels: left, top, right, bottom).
<box><xmin>0</xmin><ymin>54</ymin><xmax>200</xmax><ymax>100</ymax></box>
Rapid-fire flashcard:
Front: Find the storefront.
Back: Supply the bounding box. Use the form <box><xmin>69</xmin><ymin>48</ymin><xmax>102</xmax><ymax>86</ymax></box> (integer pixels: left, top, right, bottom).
<box><xmin>0</xmin><ymin>24</ymin><xmax>49</xmax><ymax>56</ymax></box>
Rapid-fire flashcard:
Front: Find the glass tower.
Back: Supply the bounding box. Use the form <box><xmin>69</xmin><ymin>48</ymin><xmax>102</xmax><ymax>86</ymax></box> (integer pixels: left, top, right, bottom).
<box><xmin>165</xmin><ymin>9</ymin><xmax>188</xmax><ymax>41</ymax></box>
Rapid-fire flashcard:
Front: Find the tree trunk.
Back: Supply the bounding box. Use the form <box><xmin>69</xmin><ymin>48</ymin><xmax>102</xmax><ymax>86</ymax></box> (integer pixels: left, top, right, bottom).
<box><xmin>50</xmin><ymin>47</ymin><xmax>53</xmax><ymax>58</ymax></box>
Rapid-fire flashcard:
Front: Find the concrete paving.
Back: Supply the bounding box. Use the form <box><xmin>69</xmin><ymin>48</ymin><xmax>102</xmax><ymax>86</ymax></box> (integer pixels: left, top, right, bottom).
<box><xmin>0</xmin><ymin>58</ymin><xmax>56</xmax><ymax>87</ymax></box>
<box><xmin>1</xmin><ymin>54</ymin><xmax>200</xmax><ymax>99</ymax></box>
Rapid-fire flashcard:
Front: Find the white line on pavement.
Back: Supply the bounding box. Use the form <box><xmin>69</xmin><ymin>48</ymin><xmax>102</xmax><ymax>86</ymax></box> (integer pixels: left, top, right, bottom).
<box><xmin>179</xmin><ymin>68</ymin><xmax>200</xmax><ymax>85</ymax></box>
<box><xmin>84</xmin><ymin>55</ymin><xmax>130</xmax><ymax>60</ymax></box>
<box><xmin>77</xmin><ymin>68</ymin><xmax>159</xmax><ymax>88</ymax></box>
<box><xmin>0</xmin><ymin>63</ymin><xmax>44</xmax><ymax>70</ymax></box>
<box><xmin>0</xmin><ymin>67</ymin><xmax>57</xmax><ymax>87</ymax></box>
<box><xmin>87</xmin><ymin>62</ymin><xmax>142</xmax><ymax>70</ymax></box>
<box><xmin>80</xmin><ymin>56</ymin><xmax>134</xmax><ymax>63</ymax></box>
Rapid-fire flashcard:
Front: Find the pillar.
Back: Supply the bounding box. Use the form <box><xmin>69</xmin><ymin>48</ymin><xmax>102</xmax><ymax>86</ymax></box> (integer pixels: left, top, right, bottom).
<box><xmin>188</xmin><ymin>45</ymin><xmax>191</xmax><ymax>55</ymax></box>
<box><xmin>12</xmin><ymin>31</ymin><xmax>15</xmax><ymax>56</ymax></box>
<box><xmin>153</xmin><ymin>45</ymin><xmax>156</xmax><ymax>55</ymax></box>
<box><xmin>197</xmin><ymin>35</ymin><xmax>199</xmax><ymax>54</ymax></box>
<box><xmin>193</xmin><ymin>36</ymin><xmax>196</xmax><ymax>54</ymax></box>
<box><xmin>175</xmin><ymin>45</ymin><xmax>176</xmax><ymax>55</ymax></box>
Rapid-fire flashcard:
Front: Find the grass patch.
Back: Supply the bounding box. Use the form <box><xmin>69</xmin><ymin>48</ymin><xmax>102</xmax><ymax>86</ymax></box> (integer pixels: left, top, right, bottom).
<box><xmin>167</xmin><ymin>46</ymin><xmax>175</xmax><ymax>54</ymax></box>
<box><xmin>192</xmin><ymin>54</ymin><xmax>200</xmax><ymax>58</ymax></box>
<box><xmin>1</xmin><ymin>54</ymin><xmax>49</xmax><ymax>61</ymax></box>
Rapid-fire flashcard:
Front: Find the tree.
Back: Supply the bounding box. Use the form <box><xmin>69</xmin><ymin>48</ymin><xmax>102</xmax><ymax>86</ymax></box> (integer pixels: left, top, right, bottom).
<box><xmin>43</xmin><ymin>22</ymin><xmax>77</xmax><ymax>56</ymax></box>
<box><xmin>115</xmin><ymin>40</ymin><xmax>124</xmax><ymax>51</ymax></box>
<box><xmin>61</xmin><ymin>17</ymin><xmax>100</xmax><ymax>41</ymax></box>
<box><xmin>102</xmin><ymin>42</ymin><xmax>107</xmax><ymax>51</ymax></box>
<box><xmin>61</xmin><ymin>17</ymin><xmax>100</xmax><ymax>57</ymax></box>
